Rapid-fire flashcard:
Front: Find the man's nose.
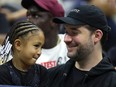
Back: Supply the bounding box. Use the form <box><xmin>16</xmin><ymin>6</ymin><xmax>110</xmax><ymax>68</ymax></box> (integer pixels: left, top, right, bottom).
<box><xmin>64</xmin><ymin>34</ymin><xmax>72</xmax><ymax>43</ymax></box>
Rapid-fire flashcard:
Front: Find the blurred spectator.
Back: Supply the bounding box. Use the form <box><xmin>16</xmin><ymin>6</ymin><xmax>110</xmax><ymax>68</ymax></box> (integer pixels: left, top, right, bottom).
<box><xmin>0</xmin><ymin>0</ymin><xmax>27</xmax><ymax>45</ymax></box>
<box><xmin>58</xmin><ymin>0</ymin><xmax>76</xmax><ymax>15</ymax></box>
<box><xmin>108</xmin><ymin>46</ymin><xmax>116</xmax><ymax>66</ymax></box>
<box><xmin>0</xmin><ymin>0</ymin><xmax>27</xmax><ymax>26</ymax></box>
<box><xmin>0</xmin><ymin>0</ymin><xmax>26</xmax><ymax>44</ymax></box>
<box><xmin>0</xmin><ymin>13</ymin><xmax>9</xmax><ymax>44</ymax></box>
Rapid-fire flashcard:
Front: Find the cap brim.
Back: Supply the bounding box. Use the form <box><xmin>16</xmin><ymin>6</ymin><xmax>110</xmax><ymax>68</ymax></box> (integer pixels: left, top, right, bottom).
<box><xmin>53</xmin><ymin>17</ymin><xmax>85</xmax><ymax>25</ymax></box>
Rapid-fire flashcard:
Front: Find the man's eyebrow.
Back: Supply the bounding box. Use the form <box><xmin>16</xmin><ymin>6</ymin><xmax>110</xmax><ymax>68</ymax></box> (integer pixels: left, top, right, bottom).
<box><xmin>65</xmin><ymin>26</ymin><xmax>79</xmax><ymax>30</ymax></box>
<box><xmin>70</xmin><ymin>27</ymin><xmax>77</xmax><ymax>30</ymax></box>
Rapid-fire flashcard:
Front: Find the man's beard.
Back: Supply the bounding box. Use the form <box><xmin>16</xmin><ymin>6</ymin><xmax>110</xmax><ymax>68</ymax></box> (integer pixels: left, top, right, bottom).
<box><xmin>68</xmin><ymin>39</ymin><xmax>94</xmax><ymax>62</ymax></box>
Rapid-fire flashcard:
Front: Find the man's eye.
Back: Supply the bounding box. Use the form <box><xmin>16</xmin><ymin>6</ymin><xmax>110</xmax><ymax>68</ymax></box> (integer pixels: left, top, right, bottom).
<box><xmin>29</xmin><ymin>13</ymin><xmax>41</xmax><ymax>18</ymax></box>
<box><xmin>34</xmin><ymin>15</ymin><xmax>39</xmax><ymax>18</ymax></box>
<box><xmin>72</xmin><ymin>31</ymin><xmax>79</xmax><ymax>35</ymax></box>
<box><xmin>65</xmin><ymin>31</ymin><xmax>78</xmax><ymax>36</ymax></box>
<box><xmin>31</xmin><ymin>14</ymin><xmax>39</xmax><ymax>18</ymax></box>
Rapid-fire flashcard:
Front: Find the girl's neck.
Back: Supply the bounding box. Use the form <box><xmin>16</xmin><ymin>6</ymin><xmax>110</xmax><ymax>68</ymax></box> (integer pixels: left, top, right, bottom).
<box><xmin>12</xmin><ymin>59</ymin><xmax>30</xmax><ymax>72</ymax></box>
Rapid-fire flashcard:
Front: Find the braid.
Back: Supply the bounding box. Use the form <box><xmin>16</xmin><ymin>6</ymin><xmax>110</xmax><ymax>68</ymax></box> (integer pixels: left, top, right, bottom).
<box><xmin>0</xmin><ymin>20</ymin><xmax>40</xmax><ymax>64</ymax></box>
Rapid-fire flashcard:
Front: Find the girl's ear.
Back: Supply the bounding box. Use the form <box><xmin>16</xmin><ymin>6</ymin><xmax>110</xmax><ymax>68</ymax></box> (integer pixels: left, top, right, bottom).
<box><xmin>14</xmin><ymin>39</ymin><xmax>22</xmax><ymax>51</ymax></box>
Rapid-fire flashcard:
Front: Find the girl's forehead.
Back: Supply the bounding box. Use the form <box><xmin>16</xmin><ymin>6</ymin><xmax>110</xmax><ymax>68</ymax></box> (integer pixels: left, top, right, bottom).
<box><xmin>22</xmin><ymin>30</ymin><xmax>43</xmax><ymax>39</ymax></box>
<box><xmin>21</xmin><ymin>30</ymin><xmax>44</xmax><ymax>45</ymax></box>
<box><xmin>27</xmin><ymin>31</ymin><xmax>45</xmax><ymax>43</ymax></box>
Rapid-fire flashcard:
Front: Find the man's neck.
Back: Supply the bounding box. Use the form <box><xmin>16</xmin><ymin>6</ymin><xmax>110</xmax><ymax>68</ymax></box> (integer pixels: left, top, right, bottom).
<box><xmin>75</xmin><ymin>50</ymin><xmax>103</xmax><ymax>71</ymax></box>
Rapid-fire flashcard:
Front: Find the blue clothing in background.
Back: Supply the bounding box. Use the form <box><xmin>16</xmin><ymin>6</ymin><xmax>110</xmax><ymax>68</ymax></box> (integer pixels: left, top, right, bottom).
<box><xmin>0</xmin><ymin>13</ymin><xmax>10</xmax><ymax>34</ymax></box>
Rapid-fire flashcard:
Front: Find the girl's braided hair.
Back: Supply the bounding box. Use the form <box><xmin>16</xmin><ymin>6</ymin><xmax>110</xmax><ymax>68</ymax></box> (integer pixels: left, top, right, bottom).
<box><xmin>0</xmin><ymin>20</ymin><xmax>41</xmax><ymax>64</ymax></box>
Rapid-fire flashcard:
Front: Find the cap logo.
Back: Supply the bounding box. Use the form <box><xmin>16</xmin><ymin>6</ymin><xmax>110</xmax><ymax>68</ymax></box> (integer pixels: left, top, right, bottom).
<box><xmin>70</xmin><ymin>9</ymin><xmax>80</xmax><ymax>13</ymax></box>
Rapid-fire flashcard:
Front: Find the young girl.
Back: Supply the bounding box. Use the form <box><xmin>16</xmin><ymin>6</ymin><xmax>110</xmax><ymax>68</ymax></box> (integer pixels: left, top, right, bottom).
<box><xmin>0</xmin><ymin>20</ymin><xmax>47</xmax><ymax>87</ymax></box>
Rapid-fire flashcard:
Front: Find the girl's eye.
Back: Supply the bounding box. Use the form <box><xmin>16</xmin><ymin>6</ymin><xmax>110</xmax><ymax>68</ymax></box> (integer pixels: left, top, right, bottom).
<box><xmin>34</xmin><ymin>45</ymin><xmax>40</xmax><ymax>48</ymax></box>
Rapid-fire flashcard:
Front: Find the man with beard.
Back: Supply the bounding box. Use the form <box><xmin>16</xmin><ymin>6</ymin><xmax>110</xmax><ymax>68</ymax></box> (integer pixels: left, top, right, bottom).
<box><xmin>48</xmin><ymin>5</ymin><xmax>116</xmax><ymax>87</ymax></box>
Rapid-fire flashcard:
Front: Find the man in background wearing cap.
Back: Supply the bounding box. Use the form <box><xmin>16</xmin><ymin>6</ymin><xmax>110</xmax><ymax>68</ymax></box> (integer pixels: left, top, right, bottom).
<box><xmin>21</xmin><ymin>0</ymin><xmax>68</xmax><ymax>69</ymax></box>
<box><xmin>48</xmin><ymin>5</ymin><xmax>116</xmax><ymax>87</ymax></box>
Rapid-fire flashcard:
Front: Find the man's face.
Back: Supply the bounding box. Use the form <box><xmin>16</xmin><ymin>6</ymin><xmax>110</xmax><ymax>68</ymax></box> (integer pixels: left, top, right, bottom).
<box><xmin>27</xmin><ymin>6</ymin><xmax>53</xmax><ymax>34</ymax></box>
<box><xmin>64</xmin><ymin>25</ymin><xmax>94</xmax><ymax>62</ymax></box>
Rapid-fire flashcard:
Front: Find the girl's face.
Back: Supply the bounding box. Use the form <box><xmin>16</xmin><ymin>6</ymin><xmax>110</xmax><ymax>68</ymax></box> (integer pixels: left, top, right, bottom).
<box><xmin>14</xmin><ymin>30</ymin><xmax>45</xmax><ymax>66</ymax></box>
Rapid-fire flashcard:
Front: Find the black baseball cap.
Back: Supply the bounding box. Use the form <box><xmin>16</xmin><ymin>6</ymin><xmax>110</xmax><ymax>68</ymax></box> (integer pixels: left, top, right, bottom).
<box><xmin>53</xmin><ymin>5</ymin><xmax>111</xmax><ymax>32</ymax></box>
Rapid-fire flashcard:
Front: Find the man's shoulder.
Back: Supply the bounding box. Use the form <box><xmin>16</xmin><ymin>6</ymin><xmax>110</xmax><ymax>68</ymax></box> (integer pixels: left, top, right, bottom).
<box><xmin>48</xmin><ymin>64</ymin><xmax>65</xmax><ymax>73</ymax></box>
<box><xmin>47</xmin><ymin>64</ymin><xmax>65</xmax><ymax>84</ymax></box>
<box><xmin>48</xmin><ymin>60</ymin><xmax>74</xmax><ymax>75</ymax></box>
<box><xmin>34</xmin><ymin>64</ymin><xmax>47</xmax><ymax>72</ymax></box>
<box><xmin>110</xmin><ymin>70</ymin><xmax>116</xmax><ymax>77</ymax></box>
<box><xmin>48</xmin><ymin>64</ymin><xmax>66</xmax><ymax>78</ymax></box>
<box><xmin>108</xmin><ymin>70</ymin><xmax>116</xmax><ymax>86</ymax></box>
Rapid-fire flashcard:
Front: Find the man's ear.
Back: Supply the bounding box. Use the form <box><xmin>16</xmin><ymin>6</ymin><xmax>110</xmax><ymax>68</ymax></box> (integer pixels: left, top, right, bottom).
<box><xmin>14</xmin><ymin>39</ymin><xmax>22</xmax><ymax>51</ymax></box>
<box><xmin>94</xmin><ymin>29</ymin><xmax>103</xmax><ymax>44</ymax></box>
